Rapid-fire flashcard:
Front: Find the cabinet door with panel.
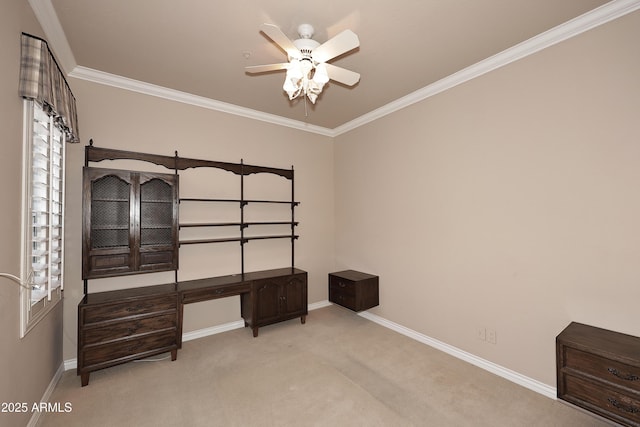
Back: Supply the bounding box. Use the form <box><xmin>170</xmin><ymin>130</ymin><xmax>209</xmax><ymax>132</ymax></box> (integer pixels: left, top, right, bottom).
<box><xmin>281</xmin><ymin>273</ymin><xmax>307</xmax><ymax>318</ymax></box>
<box><xmin>138</xmin><ymin>172</ymin><xmax>179</xmax><ymax>272</ymax></box>
<box><xmin>254</xmin><ymin>278</ymin><xmax>282</xmax><ymax>326</ymax></box>
<box><xmin>83</xmin><ymin>168</ymin><xmax>135</xmax><ymax>278</ymax></box>
<box><xmin>243</xmin><ymin>271</ymin><xmax>307</xmax><ymax>337</ymax></box>
<box><xmin>83</xmin><ymin>167</ymin><xmax>178</xmax><ymax>279</ymax></box>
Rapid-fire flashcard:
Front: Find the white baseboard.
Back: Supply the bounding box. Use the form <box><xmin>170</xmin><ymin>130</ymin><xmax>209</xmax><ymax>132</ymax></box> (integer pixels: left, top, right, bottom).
<box><xmin>357</xmin><ymin>310</ymin><xmax>557</xmax><ymax>400</ymax></box>
<box><xmin>181</xmin><ymin>319</ymin><xmax>246</xmax><ymax>342</ymax></box>
<box><xmin>27</xmin><ymin>361</ymin><xmax>66</xmax><ymax>427</ymax></box>
<box><xmin>181</xmin><ymin>300</ymin><xmax>332</xmax><ymax>342</ymax></box>
<box><xmin>64</xmin><ymin>358</ymin><xmax>77</xmax><ymax>371</ymax></box>
<box><xmin>308</xmin><ymin>299</ymin><xmax>332</xmax><ymax>311</ymax></box>
<box><xmin>63</xmin><ymin>301</ymin><xmax>557</xmax><ymax>400</ymax></box>
<box><xmin>62</xmin><ymin>302</ymin><xmax>556</xmax><ymax>400</ymax></box>
<box><xmin>63</xmin><ymin>300</ymin><xmax>333</xmax><ymax>370</ymax></box>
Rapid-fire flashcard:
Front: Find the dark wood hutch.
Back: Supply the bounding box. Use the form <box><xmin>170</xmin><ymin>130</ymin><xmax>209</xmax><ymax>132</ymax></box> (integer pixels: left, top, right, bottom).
<box><xmin>78</xmin><ymin>142</ymin><xmax>307</xmax><ymax>386</ymax></box>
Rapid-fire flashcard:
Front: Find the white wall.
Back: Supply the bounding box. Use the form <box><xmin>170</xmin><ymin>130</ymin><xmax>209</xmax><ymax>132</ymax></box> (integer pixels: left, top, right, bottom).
<box><xmin>334</xmin><ymin>10</ymin><xmax>640</xmax><ymax>386</ymax></box>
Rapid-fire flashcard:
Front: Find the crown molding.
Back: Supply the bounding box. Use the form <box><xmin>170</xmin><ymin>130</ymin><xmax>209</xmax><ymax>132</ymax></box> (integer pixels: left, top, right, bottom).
<box><xmin>68</xmin><ymin>66</ymin><xmax>335</xmax><ymax>137</ymax></box>
<box><xmin>28</xmin><ymin>0</ymin><xmax>77</xmax><ymax>74</ymax></box>
<box><xmin>332</xmin><ymin>0</ymin><xmax>640</xmax><ymax>136</ymax></box>
<box><xmin>33</xmin><ymin>0</ymin><xmax>640</xmax><ymax>138</ymax></box>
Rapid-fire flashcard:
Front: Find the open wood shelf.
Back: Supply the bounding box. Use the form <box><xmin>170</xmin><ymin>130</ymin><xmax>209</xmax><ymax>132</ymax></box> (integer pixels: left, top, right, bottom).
<box><xmin>180</xmin><ymin>197</ymin><xmax>299</xmax><ymax>205</ymax></box>
<box><xmin>179</xmin><ymin>237</ymin><xmax>242</xmax><ymax>245</ymax></box>
<box><xmin>83</xmin><ymin>142</ymin><xmax>299</xmax><ymax>279</ymax></box>
<box><xmin>179</xmin><ymin>221</ymin><xmax>298</xmax><ymax>228</ymax></box>
<box><xmin>179</xmin><ymin>234</ymin><xmax>299</xmax><ymax>246</ymax></box>
<box><xmin>179</xmin><ymin>222</ymin><xmax>242</xmax><ymax>228</ymax></box>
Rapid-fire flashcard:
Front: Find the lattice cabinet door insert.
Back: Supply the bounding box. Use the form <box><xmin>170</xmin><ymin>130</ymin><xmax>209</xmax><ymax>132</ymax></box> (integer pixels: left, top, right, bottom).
<box><xmin>83</xmin><ymin>167</ymin><xmax>178</xmax><ymax>279</ymax></box>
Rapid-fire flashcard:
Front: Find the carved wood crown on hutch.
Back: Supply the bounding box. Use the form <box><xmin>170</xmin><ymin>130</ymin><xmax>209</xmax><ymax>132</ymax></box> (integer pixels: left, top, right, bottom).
<box><xmin>85</xmin><ymin>141</ymin><xmax>295</xmax><ymax>179</ymax></box>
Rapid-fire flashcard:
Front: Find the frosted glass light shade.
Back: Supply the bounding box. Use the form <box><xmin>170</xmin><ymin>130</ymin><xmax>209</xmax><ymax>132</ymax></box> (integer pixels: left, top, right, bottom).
<box><xmin>313</xmin><ymin>63</ymin><xmax>329</xmax><ymax>84</ymax></box>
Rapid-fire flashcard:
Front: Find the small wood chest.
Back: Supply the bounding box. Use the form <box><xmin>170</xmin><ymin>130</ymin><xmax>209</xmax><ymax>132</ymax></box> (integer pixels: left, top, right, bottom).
<box><xmin>329</xmin><ymin>270</ymin><xmax>379</xmax><ymax>312</ymax></box>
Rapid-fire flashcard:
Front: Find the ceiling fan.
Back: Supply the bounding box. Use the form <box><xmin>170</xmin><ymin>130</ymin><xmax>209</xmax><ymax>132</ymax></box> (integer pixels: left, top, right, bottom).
<box><xmin>246</xmin><ymin>23</ymin><xmax>360</xmax><ymax>104</ymax></box>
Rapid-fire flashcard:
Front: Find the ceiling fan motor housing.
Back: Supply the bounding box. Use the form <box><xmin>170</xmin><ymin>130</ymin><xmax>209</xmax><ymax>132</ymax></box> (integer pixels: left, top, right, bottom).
<box><xmin>290</xmin><ymin>24</ymin><xmax>320</xmax><ymax>61</ymax></box>
<box><xmin>292</xmin><ymin>38</ymin><xmax>320</xmax><ymax>60</ymax></box>
<box><xmin>246</xmin><ymin>21</ymin><xmax>361</xmax><ymax>102</ymax></box>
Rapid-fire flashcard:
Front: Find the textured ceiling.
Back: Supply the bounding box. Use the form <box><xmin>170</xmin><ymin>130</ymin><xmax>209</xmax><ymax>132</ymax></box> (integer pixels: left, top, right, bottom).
<box><xmin>47</xmin><ymin>0</ymin><xmax>613</xmax><ymax>130</ymax></box>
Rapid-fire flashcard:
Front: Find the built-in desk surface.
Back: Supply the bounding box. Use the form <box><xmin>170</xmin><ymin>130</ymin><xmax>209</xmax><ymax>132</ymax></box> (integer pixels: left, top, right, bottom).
<box><xmin>78</xmin><ymin>267</ymin><xmax>308</xmax><ymax>385</ymax></box>
<box><xmin>176</xmin><ymin>267</ymin><xmax>308</xmax><ymax>343</ymax></box>
<box><xmin>177</xmin><ymin>267</ymin><xmax>305</xmax><ymax>303</ymax></box>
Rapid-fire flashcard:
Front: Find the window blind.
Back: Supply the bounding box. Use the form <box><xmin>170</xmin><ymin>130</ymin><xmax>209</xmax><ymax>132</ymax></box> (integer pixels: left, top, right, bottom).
<box><xmin>21</xmin><ymin>101</ymin><xmax>65</xmax><ymax>335</ymax></box>
<box><xmin>30</xmin><ymin>104</ymin><xmax>65</xmax><ymax>301</ymax></box>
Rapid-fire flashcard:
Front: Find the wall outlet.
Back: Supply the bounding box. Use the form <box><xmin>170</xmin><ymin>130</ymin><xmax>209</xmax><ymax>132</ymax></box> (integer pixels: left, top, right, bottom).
<box><xmin>477</xmin><ymin>327</ymin><xmax>486</xmax><ymax>341</ymax></box>
<box><xmin>487</xmin><ymin>329</ymin><xmax>497</xmax><ymax>344</ymax></box>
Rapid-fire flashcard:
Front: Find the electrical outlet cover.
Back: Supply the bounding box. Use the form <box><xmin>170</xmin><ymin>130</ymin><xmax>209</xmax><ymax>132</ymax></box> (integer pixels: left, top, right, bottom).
<box><xmin>477</xmin><ymin>327</ymin><xmax>486</xmax><ymax>341</ymax></box>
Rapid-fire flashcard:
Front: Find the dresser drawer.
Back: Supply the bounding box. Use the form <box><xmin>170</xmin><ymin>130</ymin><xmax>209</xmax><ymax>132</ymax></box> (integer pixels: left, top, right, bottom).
<box><xmin>81</xmin><ymin>294</ymin><xmax>177</xmax><ymax>324</ymax></box>
<box><xmin>82</xmin><ymin>330</ymin><xmax>177</xmax><ymax>367</ymax></box>
<box><xmin>565</xmin><ymin>347</ymin><xmax>640</xmax><ymax>393</ymax></box>
<box><xmin>329</xmin><ymin>276</ymin><xmax>356</xmax><ymax>296</ymax></box>
<box><xmin>330</xmin><ymin>292</ymin><xmax>357</xmax><ymax>310</ymax></box>
<box><xmin>83</xmin><ymin>313</ymin><xmax>177</xmax><ymax>345</ymax></box>
<box><xmin>181</xmin><ymin>282</ymin><xmax>251</xmax><ymax>304</ymax></box>
<box><xmin>557</xmin><ymin>322</ymin><xmax>640</xmax><ymax>427</ymax></box>
<box><xmin>563</xmin><ymin>374</ymin><xmax>640</xmax><ymax>426</ymax></box>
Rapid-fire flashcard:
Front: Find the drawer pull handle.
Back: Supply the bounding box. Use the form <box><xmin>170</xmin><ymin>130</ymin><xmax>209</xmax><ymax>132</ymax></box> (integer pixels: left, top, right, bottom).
<box><xmin>215</xmin><ymin>289</ymin><xmax>225</xmax><ymax>294</ymax></box>
<box><xmin>338</xmin><ymin>282</ymin><xmax>346</xmax><ymax>288</ymax></box>
<box><xmin>607</xmin><ymin>367</ymin><xmax>640</xmax><ymax>381</ymax></box>
<box><xmin>608</xmin><ymin>398</ymin><xmax>640</xmax><ymax>414</ymax></box>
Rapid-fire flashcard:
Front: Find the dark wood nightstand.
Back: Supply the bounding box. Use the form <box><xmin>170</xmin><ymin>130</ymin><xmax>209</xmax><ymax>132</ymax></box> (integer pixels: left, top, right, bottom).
<box><xmin>329</xmin><ymin>270</ymin><xmax>379</xmax><ymax>312</ymax></box>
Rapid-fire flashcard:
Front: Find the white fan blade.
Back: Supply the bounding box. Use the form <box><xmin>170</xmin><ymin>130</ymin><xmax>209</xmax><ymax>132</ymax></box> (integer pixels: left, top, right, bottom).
<box><xmin>245</xmin><ymin>63</ymin><xmax>289</xmax><ymax>73</ymax></box>
<box><xmin>312</xmin><ymin>30</ymin><xmax>359</xmax><ymax>64</ymax></box>
<box><xmin>260</xmin><ymin>23</ymin><xmax>300</xmax><ymax>59</ymax></box>
<box><xmin>324</xmin><ymin>63</ymin><xmax>360</xmax><ymax>86</ymax></box>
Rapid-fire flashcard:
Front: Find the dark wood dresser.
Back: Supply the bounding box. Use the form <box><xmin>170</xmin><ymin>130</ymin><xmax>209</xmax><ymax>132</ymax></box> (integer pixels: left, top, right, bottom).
<box><xmin>556</xmin><ymin>322</ymin><xmax>640</xmax><ymax>426</ymax></box>
<box><xmin>329</xmin><ymin>270</ymin><xmax>379</xmax><ymax>312</ymax></box>
<box><xmin>77</xmin><ymin>284</ymin><xmax>179</xmax><ymax>386</ymax></box>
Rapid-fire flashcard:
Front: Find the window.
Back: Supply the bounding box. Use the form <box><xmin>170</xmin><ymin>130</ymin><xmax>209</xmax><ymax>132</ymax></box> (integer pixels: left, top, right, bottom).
<box><xmin>20</xmin><ymin>100</ymin><xmax>66</xmax><ymax>336</ymax></box>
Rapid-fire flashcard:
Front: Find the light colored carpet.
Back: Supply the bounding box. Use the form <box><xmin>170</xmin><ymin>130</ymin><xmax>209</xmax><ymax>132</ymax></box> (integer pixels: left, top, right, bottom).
<box><xmin>39</xmin><ymin>305</ymin><xmax>611</xmax><ymax>426</ymax></box>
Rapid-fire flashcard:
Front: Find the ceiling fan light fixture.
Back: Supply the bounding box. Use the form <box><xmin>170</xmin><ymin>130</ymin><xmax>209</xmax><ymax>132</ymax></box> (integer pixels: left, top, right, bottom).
<box><xmin>283</xmin><ymin>75</ymin><xmax>298</xmax><ymax>94</ymax></box>
<box><xmin>305</xmin><ymin>79</ymin><xmax>324</xmax><ymax>104</ymax></box>
<box><xmin>283</xmin><ymin>58</ymin><xmax>323</xmax><ymax>103</ymax></box>
<box><xmin>312</xmin><ymin>63</ymin><xmax>329</xmax><ymax>85</ymax></box>
<box><xmin>286</xmin><ymin>59</ymin><xmax>303</xmax><ymax>80</ymax></box>
<box><xmin>247</xmin><ymin>22</ymin><xmax>360</xmax><ymax>107</ymax></box>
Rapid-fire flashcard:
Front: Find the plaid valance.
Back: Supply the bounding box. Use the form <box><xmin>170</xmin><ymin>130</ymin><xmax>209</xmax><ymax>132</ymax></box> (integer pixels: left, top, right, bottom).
<box><xmin>19</xmin><ymin>33</ymin><xmax>79</xmax><ymax>143</ymax></box>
